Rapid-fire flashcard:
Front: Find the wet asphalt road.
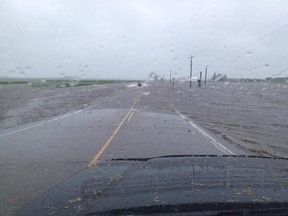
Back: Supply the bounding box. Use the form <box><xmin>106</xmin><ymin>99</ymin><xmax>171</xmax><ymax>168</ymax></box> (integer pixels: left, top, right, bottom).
<box><xmin>0</xmin><ymin>84</ymin><xmax>247</xmax><ymax>215</ymax></box>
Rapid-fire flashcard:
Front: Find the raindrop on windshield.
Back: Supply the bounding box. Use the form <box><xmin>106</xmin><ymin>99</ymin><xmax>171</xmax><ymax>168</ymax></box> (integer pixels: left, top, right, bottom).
<box><xmin>57</xmin><ymin>28</ymin><xmax>63</xmax><ymax>33</ymax></box>
<box><xmin>65</xmin><ymin>57</ymin><xmax>72</xmax><ymax>63</ymax></box>
<box><xmin>246</xmin><ymin>51</ymin><xmax>252</xmax><ymax>56</ymax></box>
<box><xmin>211</xmin><ymin>15</ymin><xmax>216</xmax><ymax>22</ymax></box>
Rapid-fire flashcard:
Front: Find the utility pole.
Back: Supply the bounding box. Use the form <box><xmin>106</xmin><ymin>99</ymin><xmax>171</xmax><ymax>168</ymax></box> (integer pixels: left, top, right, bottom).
<box><xmin>189</xmin><ymin>55</ymin><xmax>193</xmax><ymax>88</ymax></box>
<box><xmin>198</xmin><ymin>71</ymin><xmax>202</xmax><ymax>87</ymax></box>
<box><xmin>170</xmin><ymin>70</ymin><xmax>172</xmax><ymax>85</ymax></box>
<box><xmin>205</xmin><ymin>65</ymin><xmax>208</xmax><ymax>85</ymax></box>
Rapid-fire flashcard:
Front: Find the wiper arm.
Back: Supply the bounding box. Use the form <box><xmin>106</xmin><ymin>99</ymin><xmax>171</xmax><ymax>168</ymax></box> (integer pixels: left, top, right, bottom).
<box><xmin>111</xmin><ymin>154</ymin><xmax>223</xmax><ymax>161</ymax></box>
<box><xmin>86</xmin><ymin>202</ymin><xmax>288</xmax><ymax>215</ymax></box>
<box><xmin>110</xmin><ymin>154</ymin><xmax>287</xmax><ymax>162</ymax></box>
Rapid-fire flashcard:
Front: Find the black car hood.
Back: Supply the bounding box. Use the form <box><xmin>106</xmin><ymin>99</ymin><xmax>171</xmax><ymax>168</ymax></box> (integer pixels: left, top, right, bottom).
<box><xmin>18</xmin><ymin>156</ymin><xmax>288</xmax><ymax>215</ymax></box>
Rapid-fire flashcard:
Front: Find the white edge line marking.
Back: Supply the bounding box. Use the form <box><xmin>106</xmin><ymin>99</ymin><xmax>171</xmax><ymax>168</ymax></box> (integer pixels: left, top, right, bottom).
<box><xmin>188</xmin><ymin>121</ymin><xmax>235</xmax><ymax>155</ymax></box>
<box><xmin>174</xmin><ymin>109</ymin><xmax>235</xmax><ymax>155</ymax></box>
<box><xmin>0</xmin><ymin>97</ymin><xmax>110</xmax><ymax>138</ymax></box>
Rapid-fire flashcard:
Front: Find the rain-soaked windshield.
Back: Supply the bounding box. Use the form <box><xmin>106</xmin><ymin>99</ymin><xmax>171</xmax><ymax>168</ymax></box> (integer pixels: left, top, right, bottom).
<box><xmin>1</xmin><ymin>0</ymin><xmax>288</xmax><ymax>215</ymax></box>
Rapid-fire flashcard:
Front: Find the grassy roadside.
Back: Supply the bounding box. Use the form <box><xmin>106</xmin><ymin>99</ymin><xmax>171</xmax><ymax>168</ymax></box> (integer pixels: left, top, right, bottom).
<box><xmin>0</xmin><ymin>78</ymin><xmax>141</xmax><ymax>88</ymax></box>
<box><xmin>0</xmin><ymin>80</ymin><xmax>28</xmax><ymax>85</ymax></box>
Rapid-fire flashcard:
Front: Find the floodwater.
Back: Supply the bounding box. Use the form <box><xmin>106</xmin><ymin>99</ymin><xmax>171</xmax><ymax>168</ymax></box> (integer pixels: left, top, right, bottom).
<box><xmin>1</xmin><ymin>81</ymin><xmax>288</xmax><ymax>158</ymax></box>
<box><xmin>0</xmin><ymin>84</ymin><xmax>125</xmax><ymax>130</ymax></box>
<box><xmin>161</xmin><ymin>81</ymin><xmax>288</xmax><ymax>158</ymax></box>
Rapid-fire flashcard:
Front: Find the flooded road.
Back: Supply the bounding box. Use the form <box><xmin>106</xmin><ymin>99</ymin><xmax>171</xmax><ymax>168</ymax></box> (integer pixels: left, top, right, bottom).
<box><xmin>164</xmin><ymin>81</ymin><xmax>288</xmax><ymax>157</ymax></box>
<box><xmin>0</xmin><ymin>81</ymin><xmax>287</xmax><ymax>215</ymax></box>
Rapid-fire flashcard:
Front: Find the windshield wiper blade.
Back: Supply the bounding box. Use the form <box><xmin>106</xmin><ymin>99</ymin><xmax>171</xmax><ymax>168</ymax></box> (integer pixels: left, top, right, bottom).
<box><xmin>110</xmin><ymin>154</ymin><xmax>288</xmax><ymax>162</ymax></box>
<box><xmin>86</xmin><ymin>202</ymin><xmax>288</xmax><ymax>215</ymax></box>
<box><xmin>110</xmin><ymin>154</ymin><xmax>222</xmax><ymax>161</ymax></box>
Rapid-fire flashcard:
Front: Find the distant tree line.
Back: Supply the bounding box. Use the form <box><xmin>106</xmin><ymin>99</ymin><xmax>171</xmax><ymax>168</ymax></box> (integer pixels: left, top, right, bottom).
<box><xmin>149</xmin><ymin>72</ymin><xmax>164</xmax><ymax>81</ymax></box>
<box><xmin>211</xmin><ymin>73</ymin><xmax>228</xmax><ymax>81</ymax></box>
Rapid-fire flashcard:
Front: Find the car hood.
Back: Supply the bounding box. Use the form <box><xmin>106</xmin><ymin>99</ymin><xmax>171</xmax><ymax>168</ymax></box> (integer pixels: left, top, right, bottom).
<box><xmin>18</xmin><ymin>155</ymin><xmax>288</xmax><ymax>215</ymax></box>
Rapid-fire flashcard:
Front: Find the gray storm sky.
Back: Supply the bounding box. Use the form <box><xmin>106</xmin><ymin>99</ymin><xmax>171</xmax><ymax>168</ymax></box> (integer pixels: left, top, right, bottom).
<box><xmin>0</xmin><ymin>0</ymin><xmax>288</xmax><ymax>79</ymax></box>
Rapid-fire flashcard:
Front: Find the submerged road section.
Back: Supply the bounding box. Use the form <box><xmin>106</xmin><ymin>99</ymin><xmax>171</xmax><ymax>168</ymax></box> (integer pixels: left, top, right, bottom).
<box><xmin>0</xmin><ymin>83</ymin><xmax>247</xmax><ymax>215</ymax></box>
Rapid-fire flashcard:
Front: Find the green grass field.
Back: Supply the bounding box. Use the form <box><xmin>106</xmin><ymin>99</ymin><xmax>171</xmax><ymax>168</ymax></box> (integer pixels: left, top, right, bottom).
<box><xmin>0</xmin><ymin>78</ymin><xmax>141</xmax><ymax>88</ymax></box>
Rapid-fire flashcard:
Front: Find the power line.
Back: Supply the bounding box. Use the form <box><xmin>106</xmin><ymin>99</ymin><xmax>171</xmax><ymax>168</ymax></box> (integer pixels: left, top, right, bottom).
<box><xmin>254</xmin><ymin>0</ymin><xmax>285</xmax><ymax>20</ymax></box>
<box><xmin>243</xmin><ymin>13</ymin><xmax>288</xmax><ymax>42</ymax></box>
<box><xmin>203</xmin><ymin>1</ymin><xmax>288</xmax><ymax>77</ymax></box>
<box><xmin>201</xmin><ymin>2</ymin><xmax>288</xmax><ymax>66</ymax></box>
<box><xmin>218</xmin><ymin>12</ymin><xmax>288</xmax><ymax>56</ymax></box>
<box><xmin>256</xmin><ymin>22</ymin><xmax>288</xmax><ymax>41</ymax></box>
<box><xmin>209</xmin><ymin>22</ymin><xmax>288</xmax><ymax>64</ymax></box>
<box><xmin>208</xmin><ymin>11</ymin><xmax>288</xmax><ymax>64</ymax></box>
<box><xmin>230</xmin><ymin>0</ymin><xmax>285</xmax><ymax>37</ymax></box>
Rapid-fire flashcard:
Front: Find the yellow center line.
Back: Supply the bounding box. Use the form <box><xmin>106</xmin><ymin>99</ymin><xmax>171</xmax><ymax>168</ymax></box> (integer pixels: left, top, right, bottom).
<box><xmin>133</xmin><ymin>94</ymin><xmax>141</xmax><ymax>102</ymax></box>
<box><xmin>87</xmin><ymin>94</ymin><xmax>141</xmax><ymax>168</ymax></box>
<box><xmin>135</xmin><ymin>96</ymin><xmax>141</xmax><ymax>104</ymax></box>
<box><xmin>127</xmin><ymin>111</ymin><xmax>135</xmax><ymax>122</ymax></box>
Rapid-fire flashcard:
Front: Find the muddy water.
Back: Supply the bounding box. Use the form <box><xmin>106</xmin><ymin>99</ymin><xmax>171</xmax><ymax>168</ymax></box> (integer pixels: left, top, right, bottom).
<box><xmin>0</xmin><ymin>84</ymin><xmax>126</xmax><ymax>130</ymax></box>
<box><xmin>1</xmin><ymin>81</ymin><xmax>288</xmax><ymax>158</ymax></box>
<box><xmin>156</xmin><ymin>81</ymin><xmax>288</xmax><ymax>158</ymax></box>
